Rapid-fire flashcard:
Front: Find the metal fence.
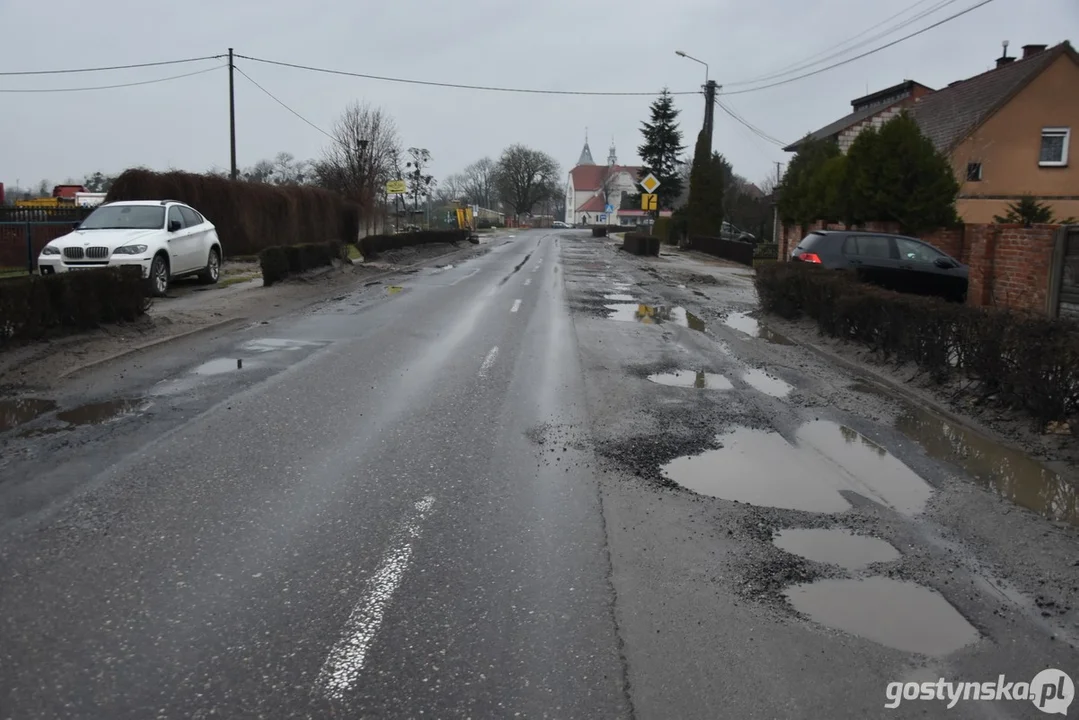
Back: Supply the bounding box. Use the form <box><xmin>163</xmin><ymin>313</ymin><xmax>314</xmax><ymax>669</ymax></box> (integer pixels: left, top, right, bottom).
<box><xmin>0</xmin><ymin>206</ymin><xmax>95</xmax><ymax>271</ymax></box>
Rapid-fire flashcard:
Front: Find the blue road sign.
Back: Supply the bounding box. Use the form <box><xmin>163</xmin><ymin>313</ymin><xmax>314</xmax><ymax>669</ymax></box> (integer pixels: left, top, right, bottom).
<box><xmin>605</xmin><ymin>204</ymin><xmax>614</xmax><ymax>213</ymax></box>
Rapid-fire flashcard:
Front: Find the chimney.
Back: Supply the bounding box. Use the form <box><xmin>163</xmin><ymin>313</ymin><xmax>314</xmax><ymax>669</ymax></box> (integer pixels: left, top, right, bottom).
<box><xmin>996</xmin><ymin>39</ymin><xmax>1015</xmax><ymax>68</ymax></box>
<box><xmin>1022</xmin><ymin>44</ymin><xmax>1048</xmax><ymax>59</ymax></box>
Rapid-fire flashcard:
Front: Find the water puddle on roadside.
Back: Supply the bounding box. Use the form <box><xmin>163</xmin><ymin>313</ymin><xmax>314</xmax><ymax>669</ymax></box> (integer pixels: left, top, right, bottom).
<box><xmin>896</xmin><ymin>406</ymin><xmax>1078</xmax><ymax>526</ymax></box>
<box><xmin>742</xmin><ymin>369</ymin><xmax>793</xmax><ymax>398</ymax></box>
<box><xmin>647</xmin><ymin>370</ymin><xmax>733</xmax><ymax>390</ymax></box>
<box><xmin>773</xmin><ymin>528</ymin><xmax>900</xmax><ymax>570</ymax></box>
<box><xmin>605</xmin><ymin>304</ymin><xmax>706</xmax><ymax>331</ymax></box>
<box><xmin>785</xmin><ymin>577</ymin><xmax>979</xmax><ymax>656</ymax></box>
<box><xmin>724</xmin><ymin>311</ymin><xmax>759</xmax><ymax>336</ymax></box>
<box><xmin>661</xmin><ymin>421</ymin><xmax>932</xmax><ymax>514</ymax></box>
<box><xmin>0</xmin><ymin>398</ymin><xmax>58</xmax><ymax>432</ymax></box>
<box><xmin>604</xmin><ymin>293</ymin><xmax>636</xmax><ymax>302</ymax></box>
<box><xmin>55</xmin><ymin>398</ymin><xmax>148</xmax><ymax>427</ymax></box>
<box><xmin>192</xmin><ymin>358</ymin><xmax>258</xmax><ymax>375</ymax></box>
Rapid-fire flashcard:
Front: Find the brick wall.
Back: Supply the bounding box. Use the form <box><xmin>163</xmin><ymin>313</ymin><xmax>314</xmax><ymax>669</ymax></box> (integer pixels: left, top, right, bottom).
<box><xmin>777</xmin><ymin>220</ymin><xmax>1064</xmax><ymax>314</ymax></box>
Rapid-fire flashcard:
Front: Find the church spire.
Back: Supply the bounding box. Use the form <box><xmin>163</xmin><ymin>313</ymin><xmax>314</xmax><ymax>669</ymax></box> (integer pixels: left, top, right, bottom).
<box><xmin>607</xmin><ymin>137</ymin><xmax>617</xmax><ymax>166</ymax></box>
<box><xmin>577</xmin><ymin>128</ymin><xmax>594</xmax><ymax>166</ymax></box>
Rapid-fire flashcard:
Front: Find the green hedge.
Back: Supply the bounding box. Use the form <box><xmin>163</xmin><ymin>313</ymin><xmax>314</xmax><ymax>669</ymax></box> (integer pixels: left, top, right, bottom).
<box><xmin>358</xmin><ymin>230</ymin><xmax>468</xmax><ymax>258</ymax></box>
<box><xmin>755</xmin><ymin>262</ymin><xmax>1079</xmax><ymax>428</ymax></box>
<box><xmin>653</xmin><ymin>217</ymin><xmax>672</xmax><ymax>244</ymax></box>
<box><xmin>753</xmin><ymin>242</ymin><xmax>779</xmax><ymax>259</ymax></box>
<box><xmin>0</xmin><ymin>267</ymin><xmax>148</xmax><ymax>346</ymax></box>
<box><xmin>259</xmin><ymin>241</ymin><xmax>342</xmax><ymax>286</ymax></box>
<box><xmin>689</xmin><ymin>235</ymin><xmax>754</xmax><ymax>266</ymax></box>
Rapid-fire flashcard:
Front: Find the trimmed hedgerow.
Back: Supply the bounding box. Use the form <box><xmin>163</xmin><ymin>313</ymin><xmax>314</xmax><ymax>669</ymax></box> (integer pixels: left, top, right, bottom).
<box><xmin>755</xmin><ymin>262</ymin><xmax>1079</xmax><ymax>428</ymax></box>
<box><xmin>591</xmin><ymin>226</ymin><xmax>610</xmax><ymax>238</ymax></box>
<box><xmin>689</xmin><ymin>235</ymin><xmax>754</xmax><ymax>266</ymax></box>
<box><xmin>0</xmin><ymin>267</ymin><xmax>148</xmax><ymax>346</ymax></box>
<box><xmin>106</xmin><ymin>168</ymin><xmax>361</xmax><ymax>256</ymax></box>
<box><xmin>622</xmin><ymin>233</ymin><xmax>659</xmax><ymax>256</ymax></box>
<box><xmin>358</xmin><ymin>230</ymin><xmax>468</xmax><ymax>259</ymax></box>
<box><xmin>259</xmin><ymin>241</ymin><xmax>342</xmax><ymax>287</ymax></box>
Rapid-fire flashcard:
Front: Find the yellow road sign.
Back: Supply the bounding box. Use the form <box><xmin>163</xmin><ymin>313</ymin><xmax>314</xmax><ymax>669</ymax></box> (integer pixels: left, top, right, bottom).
<box><xmin>386</xmin><ymin>179</ymin><xmax>407</xmax><ymax>195</ymax></box>
<box><xmin>641</xmin><ymin>193</ymin><xmax>658</xmax><ymax>211</ymax></box>
<box><xmin>639</xmin><ymin>173</ymin><xmax>661</xmax><ymax>194</ymax></box>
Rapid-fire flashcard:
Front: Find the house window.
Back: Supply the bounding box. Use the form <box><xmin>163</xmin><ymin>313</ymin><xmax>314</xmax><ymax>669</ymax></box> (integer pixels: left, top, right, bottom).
<box><xmin>1039</xmin><ymin>128</ymin><xmax>1070</xmax><ymax>167</ymax></box>
<box><xmin>966</xmin><ymin>162</ymin><xmax>983</xmax><ymax>181</ymax></box>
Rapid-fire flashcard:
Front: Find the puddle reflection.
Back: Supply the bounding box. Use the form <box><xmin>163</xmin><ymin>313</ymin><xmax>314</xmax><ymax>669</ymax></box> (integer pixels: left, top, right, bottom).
<box><xmin>56</xmin><ymin>398</ymin><xmax>147</xmax><ymax>427</ymax></box>
<box><xmin>0</xmin><ymin>398</ymin><xmax>57</xmax><ymax>432</ymax></box>
<box><xmin>896</xmin><ymin>406</ymin><xmax>1078</xmax><ymax>526</ymax></box>
<box><xmin>648</xmin><ymin>370</ymin><xmax>732</xmax><ymax>389</ymax></box>
<box><xmin>773</xmin><ymin>528</ymin><xmax>899</xmax><ymax>570</ymax></box>
<box><xmin>742</xmin><ymin>369</ymin><xmax>793</xmax><ymax>398</ymax></box>
<box><xmin>785</xmin><ymin>576</ymin><xmax>979</xmax><ymax>656</ymax></box>
<box><xmin>605</xmin><ymin>304</ymin><xmax>706</xmax><ymax>331</ymax></box>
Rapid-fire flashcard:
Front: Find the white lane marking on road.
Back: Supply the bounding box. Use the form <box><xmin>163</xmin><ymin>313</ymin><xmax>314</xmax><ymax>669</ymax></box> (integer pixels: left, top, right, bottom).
<box><xmin>450</xmin><ymin>268</ymin><xmax>480</xmax><ymax>285</ymax></box>
<box><xmin>524</xmin><ymin>278</ymin><xmax>531</xmax><ymax>286</ymax></box>
<box><xmin>316</xmin><ymin>496</ymin><xmax>436</xmax><ymax>700</ymax></box>
<box><xmin>511</xmin><ymin>299</ymin><xmax>522</xmax><ymax>313</ymax></box>
<box><xmin>479</xmin><ymin>346</ymin><xmax>499</xmax><ymax>377</ymax></box>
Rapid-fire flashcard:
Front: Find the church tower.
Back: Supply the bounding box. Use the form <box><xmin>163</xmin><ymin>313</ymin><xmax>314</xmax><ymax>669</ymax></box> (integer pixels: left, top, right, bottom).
<box><xmin>577</xmin><ymin>129</ymin><xmax>595</xmax><ymax>166</ymax></box>
<box><xmin>607</xmin><ymin>138</ymin><xmax>617</xmax><ymax>166</ymax></box>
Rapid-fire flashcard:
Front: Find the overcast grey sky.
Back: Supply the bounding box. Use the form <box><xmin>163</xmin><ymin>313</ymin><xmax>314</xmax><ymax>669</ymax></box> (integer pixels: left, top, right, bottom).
<box><xmin>1</xmin><ymin>0</ymin><xmax>1074</xmax><ymax>192</ymax></box>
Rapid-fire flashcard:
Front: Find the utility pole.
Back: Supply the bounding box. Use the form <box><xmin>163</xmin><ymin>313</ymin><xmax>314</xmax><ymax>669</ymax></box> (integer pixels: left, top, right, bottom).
<box><xmin>703</xmin><ymin>80</ymin><xmax>718</xmax><ymax>149</ymax></box>
<box><xmin>228</xmin><ymin>48</ymin><xmax>237</xmax><ymax>181</ymax></box>
<box><xmin>772</xmin><ymin>161</ymin><xmax>782</xmax><ymax>244</ymax></box>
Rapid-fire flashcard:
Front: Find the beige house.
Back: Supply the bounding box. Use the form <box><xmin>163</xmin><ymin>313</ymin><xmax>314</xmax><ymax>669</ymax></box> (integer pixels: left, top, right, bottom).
<box><xmin>912</xmin><ymin>41</ymin><xmax>1079</xmax><ymax>223</ymax></box>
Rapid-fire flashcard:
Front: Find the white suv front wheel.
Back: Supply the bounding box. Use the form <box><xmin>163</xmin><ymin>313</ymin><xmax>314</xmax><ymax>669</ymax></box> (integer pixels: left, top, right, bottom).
<box><xmin>149</xmin><ymin>254</ymin><xmax>170</xmax><ymax>297</ymax></box>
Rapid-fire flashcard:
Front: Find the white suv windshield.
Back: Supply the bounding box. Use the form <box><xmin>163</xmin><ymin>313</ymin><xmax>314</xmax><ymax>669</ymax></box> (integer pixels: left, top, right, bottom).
<box><xmin>81</xmin><ymin>205</ymin><xmax>165</xmax><ymax>230</ymax></box>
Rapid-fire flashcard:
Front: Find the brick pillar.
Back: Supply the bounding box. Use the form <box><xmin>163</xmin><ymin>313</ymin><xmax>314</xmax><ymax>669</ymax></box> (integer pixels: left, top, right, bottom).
<box><xmin>966</xmin><ymin>224</ymin><xmax>999</xmax><ymax>307</ymax></box>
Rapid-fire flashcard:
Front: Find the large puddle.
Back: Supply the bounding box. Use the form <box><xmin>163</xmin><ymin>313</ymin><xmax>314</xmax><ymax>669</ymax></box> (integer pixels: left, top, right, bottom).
<box><xmin>0</xmin><ymin>398</ymin><xmax>58</xmax><ymax>432</ymax></box>
<box><xmin>193</xmin><ymin>358</ymin><xmax>263</xmax><ymax>375</ymax></box>
<box><xmin>785</xmin><ymin>577</ymin><xmax>979</xmax><ymax>656</ymax></box>
<box><xmin>55</xmin><ymin>398</ymin><xmax>147</xmax><ymax>427</ymax></box>
<box><xmin>723</xmin><ymin>311</ymin><xmax>792</xmax><ymax>344</ymax></box>
<box><xmin>604</xmin><ymin>293</ymin><xmax>636</xmax><ymax>302</ymax></box>
<box><xmin>896</xmin><ymin>406</ymin><xmax>1078</xmax><ymax>526</ymax></box>
<box><xmin>605</xmin><ymin>304</ymin><xmax>705</xmax><ymax>331</ymax></box>
<box><xmin>773</xmin><ymin>528</ymin><xmax>899</xmax><ymax>570</ymax></box>
<box><xmin>661</xmin><ymin>422</ymin><xmax>932</xmax><ymax>514</ymax></box>
<box><xmin>648</xmin><ymin>370</ymin><xmax>733</xmax><ymax>390</ymax></box>
<box><xmin>742</xmin><ymin>369</ymin><xmax>793</xmax><ymax>398</ymax></box>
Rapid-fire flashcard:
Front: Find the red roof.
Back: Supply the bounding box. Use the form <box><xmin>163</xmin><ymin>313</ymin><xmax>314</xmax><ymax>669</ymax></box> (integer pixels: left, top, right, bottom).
<box><xmin>570</xmin><ymin>165</ymin><xmax>641</xmax><ymax>191</ymax></box>
<box><xmin>576</xmin><ymin>194</ymin><xmax>607</xmax><ymax>212</ymax></box>
<box><xmin>52</xmin><ymin>184</ymin><xmax>85</xmax><ymax>199</ymax></box>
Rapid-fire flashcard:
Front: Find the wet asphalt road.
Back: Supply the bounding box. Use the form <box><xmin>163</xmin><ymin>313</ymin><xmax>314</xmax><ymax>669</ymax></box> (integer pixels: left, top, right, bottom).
<box><xmin>1</xmin><ymin>232</ymin><xmax>628</xmax><ymax>718</ymax></box>
<box><xmin>2</xmin><ymin>229</ymin><xmax>1077</xmax><ymax>719</ymax></box>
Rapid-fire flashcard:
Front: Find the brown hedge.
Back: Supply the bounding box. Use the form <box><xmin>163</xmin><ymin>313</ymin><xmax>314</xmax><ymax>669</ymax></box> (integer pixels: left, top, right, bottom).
<box><xmin>106</xmin><ymin>169</ymin><xmax>360</xmax><ymax>256</ymax></box>
<box><xmin>259</xmin><ymin>241</ymin><xmax>342</xmax><ymax>286</ymax></box>
<box><xmin>358</xmin><ymin>230</ymin><xmax>468</xmax><ymax>259</ymax></box>
<box><xmin>0</xmin><ymin>267</ymin><xmax>148</xmax><ymax>346</ymax></box>
<box><xmin>622</xmin><ymin>232</ymin><xmax>659</xmax><ymax>256</ymax></box>
<box><xmin>591</xmin><ymin>226</ymin><xmax>609</xmax><ymax>237</ymax></box>
<box><xmin>755</xmin><ymin>262</ymin><xmax>1079</xmax><ymax>428</ymax></box>
<box><xmin>689</xmin><ymin>235</ymin><xmax>754</xmax><ymax>266</ymax></box>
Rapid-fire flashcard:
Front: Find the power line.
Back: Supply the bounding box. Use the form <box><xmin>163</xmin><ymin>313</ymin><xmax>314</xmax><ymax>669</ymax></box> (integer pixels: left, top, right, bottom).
<box><xmin>726</xmin><ymin>0</ymin><xmax>955</xmax><ymax>86</ymax></box>
<box><xmin>0</xmin><ymin>64</ymin><xmax>224</xmax><ymax>93</ymax></box>
<box><xmin>714</xmin><ymin>97</ymin><xmax>786</xmax><ymax>147</ymax></box>
<box><xmin>233</xmin><ymin>64</ymin><xmax>335</xmax><ymax>141</ymax></box>
<box><xmin>0</xmin><ymin>55</ymin><xmax>225</xmax><ymax>77</ymax></box>
<box><xmin>235</xmin><ymin>53</ymin><xmax>700</xmax><ymax>96</ymax></box>
<box><xmin>719</xmin><ymin>0</ymin><xmax>996</xmax><ymax>96</ymax></box>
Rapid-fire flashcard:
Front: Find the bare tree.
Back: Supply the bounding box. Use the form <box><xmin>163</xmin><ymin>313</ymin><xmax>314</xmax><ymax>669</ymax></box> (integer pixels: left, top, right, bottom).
<box><xmin>495</xmin><ymin>145</ymin><xmax>561</xmax><ymax>218</ymax></box>
<box><xmin>436</xmin><ymin>173</ymin><xmax>465</xmax><ymax>204</ymax></box>
<box><xmin>405</xmin><ymin>147</ymin><xmax>435</xmax><ymax>216</ymax></box>
<box><xmin>313</xmin><ymin>102</ymin><xmax>400</xmax><ymax>231</ymax></box>
<box><xmin>461</xmin><ymin>157</ymin><xmax>498</xmax><ymax>209</ymax></box>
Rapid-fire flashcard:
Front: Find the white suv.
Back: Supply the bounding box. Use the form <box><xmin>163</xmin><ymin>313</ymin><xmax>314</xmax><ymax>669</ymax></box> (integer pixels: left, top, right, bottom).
<box><xmin>38</xmin><ymin>200</ymin><xmax>223</xmax><ymax>296</ymax></box>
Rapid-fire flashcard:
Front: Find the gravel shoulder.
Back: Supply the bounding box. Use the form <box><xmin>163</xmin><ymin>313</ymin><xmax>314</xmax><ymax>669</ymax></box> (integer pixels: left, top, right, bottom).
<box><xmin>0</xmin><ymin>238</ymin><xmax>493</xmax><ymax>392</ymax></box>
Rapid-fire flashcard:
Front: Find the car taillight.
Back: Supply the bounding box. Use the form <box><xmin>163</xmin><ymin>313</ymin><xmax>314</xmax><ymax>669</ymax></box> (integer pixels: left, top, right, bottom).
<box><xmin>798</xmin><ymin>253</ymin><xmax>822</xmax><ymax>264</ymax></box>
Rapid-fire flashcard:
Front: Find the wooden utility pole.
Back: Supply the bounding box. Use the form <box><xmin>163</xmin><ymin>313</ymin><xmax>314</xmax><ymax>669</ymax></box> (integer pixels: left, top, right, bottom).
<box><xmin>772</xmin><ymin>161</ymin><xmax>782</xmax><ymax>244</ymax></box>
<box><xmin>228</xmin><ymin>48</ymin><xmax>237</xmax><ymax>180</ymax></box>
<box><xmin>703</xmin><ymin>80</ymin><xmax>718</xmax><ymax>149</ymax></box>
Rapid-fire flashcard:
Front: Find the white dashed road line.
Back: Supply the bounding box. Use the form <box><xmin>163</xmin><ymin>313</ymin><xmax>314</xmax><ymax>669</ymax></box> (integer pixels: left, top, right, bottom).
<box><xmin>511</xmin><ymin>299</ymin><xmax>522</xmax><ymax>313</ymax></box>
<box><xmin>315</xmin><ymin>496</ymin><xmax>437</xmax><ymax>700</ymax></box>
<box><xmin>478</xmin><ymin>346</ymin><xmax>499</xmax><ymax>377</ymax></box>
<box><xmin>524</xmin><ymin>278</ymin><xmax>531</xmax><ymax>286</ymax></box>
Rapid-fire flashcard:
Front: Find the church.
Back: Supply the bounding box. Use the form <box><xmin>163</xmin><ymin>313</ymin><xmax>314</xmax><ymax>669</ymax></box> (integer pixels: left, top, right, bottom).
<box><xmin>565</xmin><ymin>134</ymin><xmax>642</xmax><ymax>226</ymax></box>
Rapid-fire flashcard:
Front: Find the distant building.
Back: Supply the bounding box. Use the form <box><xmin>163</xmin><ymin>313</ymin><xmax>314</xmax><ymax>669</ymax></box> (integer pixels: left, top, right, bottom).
<box><xmin>566</xmin><ymin>133</ymin><xmax>641</xmax><ymax>225</ymax></box>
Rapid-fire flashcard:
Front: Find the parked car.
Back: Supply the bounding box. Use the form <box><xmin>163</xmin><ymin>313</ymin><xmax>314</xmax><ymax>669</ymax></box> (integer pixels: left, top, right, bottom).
<box><xmin>38</xmin><ymin>200</ymin><xmax>222</xmax><ymax>297</ymax></box>
<box><xmin>721</xmin><ymin>221</ymin><xmax>755</xmax><ymax>244</ymax></box>
<box><xmin>552</xmin><ymin>220</ymin><xmax>569</xmax><ymax>229</ymax></box>
<box><xmin>790</xmin><ymin>230</ymin><xmax>968</xmax><ymax>302</ymax></box>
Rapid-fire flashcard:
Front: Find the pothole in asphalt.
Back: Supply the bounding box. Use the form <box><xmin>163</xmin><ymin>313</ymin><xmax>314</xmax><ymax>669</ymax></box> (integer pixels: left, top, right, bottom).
<box><xmin>0</xmin><ymin>398</ymin><xmax>58</xmax><ymax>432</ymax></box>
<box><xmin>661</xmin><ymin>421</ymin><xmax>932</xmax><ymax>514</ymax></box>
<box><xmin>896</xmin><ymin>405</ymin><xmax>1078</xmax><ymax>526</ymax></box>
<box><xmin>192</xmin><ymin>358</ymin><xmax>263</xmax><ymax>375</ymax></box>
<box><xmin>604</xmin><ymin>293</ymin><xmax>636</xmax><ymax>301</ymax></box>
<box><xmin>773</xmin><ymin>528</ymin><xmax>900</xmax><ymax>570</ymax></box>
<box><xmin>605</xmin><ymin>303</ymin><xmax>706</xmax><ymax>331</ymax></box>
<box><xmin>241</xmin><ymin>338</ymin><xmax>324</xmax><ymax>353</ymax></box>
<box><xmin>742</xmin><ymin>369</ymin><xmax>793</xmax><ymax>398</ymax></box>
<box><xmin>647</xmin><ymin>370</ymin><xmax>733</xmax><ymax>389</ymax></box>
<box><xmin>785</xmin><ymin>576</ymin><xmax>979</xmax><ymax>656</ymax></box>
<box><xmin>724</xmin><ymin>311</ymin><xmax>759</xmax><ymax>336</ymax></box>
<box><xmin>55</xmin><ymin>398</ymin><xmax>148</xmax><ymax>427</ymax></box>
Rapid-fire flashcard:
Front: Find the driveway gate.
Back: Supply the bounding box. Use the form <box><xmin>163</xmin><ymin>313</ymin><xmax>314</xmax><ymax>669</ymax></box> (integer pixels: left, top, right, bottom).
<box><xmin>1048</xmin><ymin>225</ymin><xmax>1079</xmax><ymax>318</ymax></box>
<box><xmin>0</xmin><ymin>207</ymin><xmax>94</xmax><ymax>273</ymax></box>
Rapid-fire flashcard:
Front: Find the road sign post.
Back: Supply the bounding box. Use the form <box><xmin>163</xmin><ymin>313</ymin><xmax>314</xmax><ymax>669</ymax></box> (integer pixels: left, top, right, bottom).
<box><xmin>639</xmin><ymin>174</ymin><xmax>662</xmax><ymax>233</ymax></box>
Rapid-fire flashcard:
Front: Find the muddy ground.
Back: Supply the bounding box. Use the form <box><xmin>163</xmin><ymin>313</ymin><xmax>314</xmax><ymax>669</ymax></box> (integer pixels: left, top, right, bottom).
<box><xmin>0</xmin><ymin>239</ymin><xmax>490</xmax><ymax>393</ymax></box>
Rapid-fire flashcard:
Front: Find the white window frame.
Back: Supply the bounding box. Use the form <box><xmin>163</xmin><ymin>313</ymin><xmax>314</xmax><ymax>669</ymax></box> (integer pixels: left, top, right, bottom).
<box><xmin>1039</xmin><ymin>127</ymin><xmax>1070</xmax><ymax>167</ymax></box>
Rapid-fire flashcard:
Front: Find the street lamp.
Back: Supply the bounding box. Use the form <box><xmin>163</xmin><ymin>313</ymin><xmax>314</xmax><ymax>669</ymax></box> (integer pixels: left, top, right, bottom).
<box><xmin>675</xmin><ymin>50</ymin><xmax>708</xmax><ymax>84</ymax></box>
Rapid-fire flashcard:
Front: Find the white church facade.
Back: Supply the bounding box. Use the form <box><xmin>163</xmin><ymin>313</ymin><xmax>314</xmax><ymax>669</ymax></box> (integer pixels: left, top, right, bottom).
<box><xmin>565</xmin><ymin>136</ymin><xmax>642</xmax><ymax>226</ymax></box>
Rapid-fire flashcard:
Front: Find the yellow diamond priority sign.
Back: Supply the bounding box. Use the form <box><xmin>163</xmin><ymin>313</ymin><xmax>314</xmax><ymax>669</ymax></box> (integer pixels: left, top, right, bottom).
<box><xmin>639</xmin><ymin>173</ymin><xmax>661</xmax><ymax>194</ymax></box>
